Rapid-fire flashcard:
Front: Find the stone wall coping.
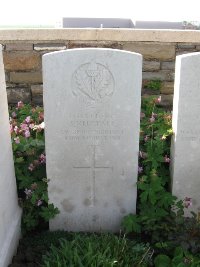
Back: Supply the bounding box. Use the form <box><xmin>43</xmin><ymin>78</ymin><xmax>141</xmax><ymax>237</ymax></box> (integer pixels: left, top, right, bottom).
<box><xmin>0</xmin><ymin>29</ymin><xmax>200</xmax><ymax>43</ymax></box>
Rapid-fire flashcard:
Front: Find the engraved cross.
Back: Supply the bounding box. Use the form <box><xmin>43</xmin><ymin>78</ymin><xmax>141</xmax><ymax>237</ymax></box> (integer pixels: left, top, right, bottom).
<box><xmin>73</xmin><ymin>146</ymin><xmax>113</xmax><ymax>206</ymax></box>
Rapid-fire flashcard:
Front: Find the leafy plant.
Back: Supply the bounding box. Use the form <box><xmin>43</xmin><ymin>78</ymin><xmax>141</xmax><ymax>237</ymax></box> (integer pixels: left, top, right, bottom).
<box><xmin>9</xmin><ymin>101</ymin><xmax>59</xmax><ymax>233</ymax></box>
<box><xmin>122</xmin><ymin>96</ymin><xmax>188</xmax><ymax>243</ymax></box>
<box><xmin>154</xmin><ymin>247</ymin><xmax>200</xmax><ymax>267</ymax></box>
<box><xmin>42</xmin><ymin>233</ymin><xmax>152</xmax><ymax>267</ymax></box>
<box><xmin>144</xmin><ymin>80</ymin><xmax>162</xmax><ymax>91</ymax></box>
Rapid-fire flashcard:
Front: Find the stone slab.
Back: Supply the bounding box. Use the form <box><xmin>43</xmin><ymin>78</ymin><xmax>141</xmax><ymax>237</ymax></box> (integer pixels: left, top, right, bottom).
<box><xmin>43</xmin><ymin>48</ymin><xmax>142</xmax><ymax>232</ymax></box>
<box><xmin>171</xmin><ymin>52</ymin><xmax>200</xmax><ymax>214</ymax></box>
<box><xmin>3</xmin><ymin>51</ymin><xmax>41</xmax><ymax>71</ymax></box>
<box><xmin>10</xmin><ymin>71</ymin><xmax>42</xmax><ymax>83</ymax></box>
<box><xmin>1</xmin><ymin>29</ymin><xmax>200</xmax><ymax>43</ymax></box>
<box><xmin>123</xmin><ymin>42</ymin><xmax>175</xmax><ymax>61</ymax></box>
<box><xmin>0</xmin><ymin>45</ymin><xmax>21</xmax><ymax>267</ymax></box>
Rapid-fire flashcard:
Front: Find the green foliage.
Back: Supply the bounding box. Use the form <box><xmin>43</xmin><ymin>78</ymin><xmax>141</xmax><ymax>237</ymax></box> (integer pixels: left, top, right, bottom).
<box><xmin>42</xmin><ymin>233</ymin><xmax>151</xmax><ymax>267</ymax></box>
<box><xmin>9</xmin><ymin>102</ymin><xmax>59</xmax><ymax>233</ymax></box>
<box><xmin>154</xmin><ymin>247</ymin><xmax>200</xmax><ymax>267</ymax></box>
<box><xmin>122</xmin><ymin>96</ymin><xmax>179</xmax><ymax>242</ymax></box>
<box><xmin>122</xmin><ymin>96</ymin><xmax>200</xmax><ymax>263</ymax></box>
<box><xmin>144</xmin><ymin>80</ymin><xmax>162</xmax><ymax>91</ymax></box>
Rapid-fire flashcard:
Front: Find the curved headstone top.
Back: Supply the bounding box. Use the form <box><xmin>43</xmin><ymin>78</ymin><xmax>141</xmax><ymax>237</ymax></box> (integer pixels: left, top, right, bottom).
<box><xmin>43</xmin><ymin>48</ymin><xmax>142</xmax><ymax>232</ymax></box>
<box><xmin>171</xmin><ymin>52</ymin><xmax>200</xmax><ymax>215</ymax></box>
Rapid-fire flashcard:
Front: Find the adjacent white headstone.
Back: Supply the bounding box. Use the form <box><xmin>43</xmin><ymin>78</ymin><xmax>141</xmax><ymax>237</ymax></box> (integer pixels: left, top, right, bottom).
<box><xmin>171</xmin><ymin>52</ymin><xmax>200</xmax><ymax>214</ymax></box>
<box><xmin>0</xmin><ymin>45</ymin><xmax>21</xmax><ymax>267</ymax></box>
<box><xmin>43</xmin><ymin>48</ymin><xmax>142</xmax><ymax>232</ymax></box>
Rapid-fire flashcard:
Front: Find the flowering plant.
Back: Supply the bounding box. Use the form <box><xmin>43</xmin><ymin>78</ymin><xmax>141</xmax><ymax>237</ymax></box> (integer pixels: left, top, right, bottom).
<box><xmin>122</xmin><ymin>96</ymin><xmax>189</xmax><ymax>242</ymax></box>
<box><xmin>10</xmin><ymin>102</ymin><xmax>59</xmax><ymax>233</ymax></box>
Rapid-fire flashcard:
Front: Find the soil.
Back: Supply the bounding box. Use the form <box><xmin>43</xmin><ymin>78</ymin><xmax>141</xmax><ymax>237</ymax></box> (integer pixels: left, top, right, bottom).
<box><xmin>9</xmin><ymin>231</ymin><xmax>72</xmax><ymax>267</ymax></box>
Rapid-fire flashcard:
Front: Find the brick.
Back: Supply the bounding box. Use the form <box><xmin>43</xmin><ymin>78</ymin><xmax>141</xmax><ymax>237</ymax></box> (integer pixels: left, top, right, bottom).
<box><xmin>31</xmin><ymin>84</ymin><xmax>43</xmax><ymax>95</ymax></box>
<box><xmin>10</xmin><ymin>72</ymin><xmax>42</xmax><ymax>83</ymax></box>
<box><xmin>68</xmin><ymin>41</ymin><xmax>122</xmax><ymax>49</ymax></box>
<box><xmin>123</xmin><ymin>42</ymin><xmax>175</xmax><ymax>60</ymax></box>
<box><xmin>31</xmin><ymin>84</ymin><xmax>43</xmax><ymax>104</ymax></box>
<box><xmin>160</xmin><ymin>82</ymin><xmax>174</xmax><ymax>94</ymax></box>
<box><xmin>3</xmin><ymin>51</ymin><xmax>41</xmax><ymax>71</ymax></box>
<box><xmin>6</xmin><ymin>43</ymin><xmax>33</xmax><ymax>51</ymax></box>
<box><xmin>34</xmin><ymin>43</ymin><xmax>66</xmax><ymax>51</ymax></box>
<box><xmin>142</xmin><ymin>71</ymin><xmax>174</xmax><ymax>81</ymax></box>
<box><xmin>177</xmin><ymin>44</ymin><xmax>196</xmax><ymax>49</ymax></box>
<box><xmin>143</xmin><ymin>61</ymin><xmax>160</xmax><ymax>71</ymax></box>
<box><xmin>7</xmin><ymin>88</ymin><xmax>31</xmax><ymax>104</ymax></box>
<box><xmin>159</xmin><ymin>94</ymin><xmax>173</xmax><ymax>107</ymax></box>
<box><xmin>161</xmin><ymin>61</ymin><xmax>175</xmax><ymax>70</ymax></box>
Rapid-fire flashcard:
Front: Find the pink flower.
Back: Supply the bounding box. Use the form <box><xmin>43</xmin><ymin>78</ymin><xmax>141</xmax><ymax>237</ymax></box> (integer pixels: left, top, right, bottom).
<box><xmin>17</xmin><ymin>101</ymin><xmax>24</xmax><ymax>109</ymax></box>
<box><xmin>14</xmin><ymin>126</ymin><xmax>19</xmax><ymax>134</ymax></box>
<box><xmin>29</xmin><ymin>123</ymin><xmax>35</xmax><ymax>129</ymax></box>
<box><xmin>14</xmin><ymin>137</ymin><xmax>20</xmax><ymax>144</ymax></box>
<box><xmin>10</xmin><ymin>125</ymin><xmax>13</xmax><ymax>134</ymax></box>
<box><xmin>36</xmin><ymin>199</ymin><xmax>43</xmax><ymax>206</ymax></box>
<box><xmin>184</xmin><ymin>197</ymin><xmax>192</xmax><ymax>208</ymax></box>
<box><xmin>164</xmin><ymin>155</ymin><xmax>170</xmax><ymax>163</ymax></box>
<box><xmin>138</xmin><ymin>166</ymin><xmax>143</xmax><ymax>174</ymax></box>
<box><xmin>21</xmin><ymin>123</ymin><xmax>29</xmax><ymax>131</ymax></box>
<box><xmin>39</xmin><ymin>112</ymin><xmax>44</xmax><ymax>121</ymax></box>
<box><xmin>24</xmin><ymin>130</ymin><xmax>30</xmax><ymax>138</ymax></box>
<box><xmin>24</xmin><ymin>188</ymin><xmax>32</xmax><ymax>199</ymax></box>
<box><xmin>154</xmin><ymin>96</ymin><xmax>161</xmax><ymax>104</ymax></box>
<box><xmin>39</xmin><ymin>154</ymin><xmax>46</xmax><ymax>164</ymax></box>
<box><xmin>28</xmin><ymin>163</ymin><xmax>35</xmax><ymax>171</ymax></box>
<box><xmin>149</xmin><ymin>116</ymin><xmax>155</xmax><ymax>123</ymax></box>
<box><xmin>25</xmin><ymin>116</ymin><xmax>31</xmax><ymax>124</ymax></box>
<box><xmin>12</xmin><ymin>112</ymin><xmax>17</xmax><ymax>118</ymax></box>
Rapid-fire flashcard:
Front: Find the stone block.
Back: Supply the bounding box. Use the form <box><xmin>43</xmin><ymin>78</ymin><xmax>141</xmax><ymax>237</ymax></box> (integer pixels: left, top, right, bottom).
<box><xmin>10</xmin><ymin>72</ymin><xmax>42</xmax><ymax>83</ymax></box>
<box><xmin>34</xmin><ymin>43</ymin><xmax>67</xmax><ymax>51</ymax></box>
<box><xmin>123</xmin><ymin>42</ymin><xmax>175</xmax><ymax>60</ymax></box>
<box><xmin>159</xmin><ymin>94</ymin><xmax>173</xmax><ymax>106</ymax></box>
<box><xmin>142</xmin><ymin>70</ymin><xmax>174</xmax><ymax>81</ymax></box>
<box><xmin>68</xmin><ymin>41</ymin><xmax>122</xmax><ymax>49</ymax></box>
<box><xmin>31</xmin><ymin>84</ymin><xmax>43</xmax><ymax>105</ymax></box>
<box><xmin>31</xmin><ymin>84</ymin><xmax>43</xmax><ymax>95</ymax></box>
<box><xmin>161</xmin><ymin>61</ymin><xmax>175</xmax><ymax>70</ymax></box>
<box><xmin>177</xmin><ymin>44</ymin><xmax>196</xmax><ymax>49</ymax></box>
<box><xmin>143</xmin><ymin>61</ymin><xmax>160</xmax><ymax>71</ymax></box>
<box><xmin>7</xmin><ymin>87</ymin><xmax>31</xmax><ymax>103</ymax></box>
<box><xmin>6</xmin><ymin>43</ymin><xmax>33</xmax><ymax>51</ymax></box>
<box><xmin>160</xmin><ymin>82</ymin><xmax>174</xmax><ymax>94</ymax></box>
<box><xmin>3</xmin><ymin>51</ymin><xmax>41</xmax><ymax>71</ymax></box>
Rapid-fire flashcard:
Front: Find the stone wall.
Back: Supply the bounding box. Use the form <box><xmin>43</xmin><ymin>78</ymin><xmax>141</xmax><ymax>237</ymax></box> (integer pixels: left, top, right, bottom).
<box><xmin>1</xmin><ymin>29</ymin><xmax>200</xmax><ymax>107</ymax></box>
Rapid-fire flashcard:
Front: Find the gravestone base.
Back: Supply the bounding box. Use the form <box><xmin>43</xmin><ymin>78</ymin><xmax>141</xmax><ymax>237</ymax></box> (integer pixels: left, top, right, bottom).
<box><xmin>0</xmin><ymin>209</ymin><xmax>22</xmax><ymax>267</ymax></box>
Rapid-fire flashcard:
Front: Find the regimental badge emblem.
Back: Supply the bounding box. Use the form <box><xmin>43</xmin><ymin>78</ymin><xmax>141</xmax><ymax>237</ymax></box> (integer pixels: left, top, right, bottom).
<box><xmin>72</xmin><ymin>62</ymin><xmax>115</xmax><ymax>106</ymax></box>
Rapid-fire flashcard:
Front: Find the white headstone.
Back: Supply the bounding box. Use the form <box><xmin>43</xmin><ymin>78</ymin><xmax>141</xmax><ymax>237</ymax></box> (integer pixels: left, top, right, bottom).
<box><xmin>0</xmin><ymin>45</ymin><xmax>21</xmax><ymax>267</ymax></box>
<box><xmin>171</xmin><ymin>52</ymin><xmax>200</xmax><ymax>214</ymax></box>
<box><xmin>43</xmin><ymin>48</ymin><xmax>142</xmax><ymax>232</ymax></box>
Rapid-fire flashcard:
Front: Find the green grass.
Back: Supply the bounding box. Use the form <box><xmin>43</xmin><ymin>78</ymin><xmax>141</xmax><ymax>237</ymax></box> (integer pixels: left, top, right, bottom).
<box><xmin>41</xmin><ymin>232</ymin><xmax>151</xmax><ymax>267</ymax></box>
